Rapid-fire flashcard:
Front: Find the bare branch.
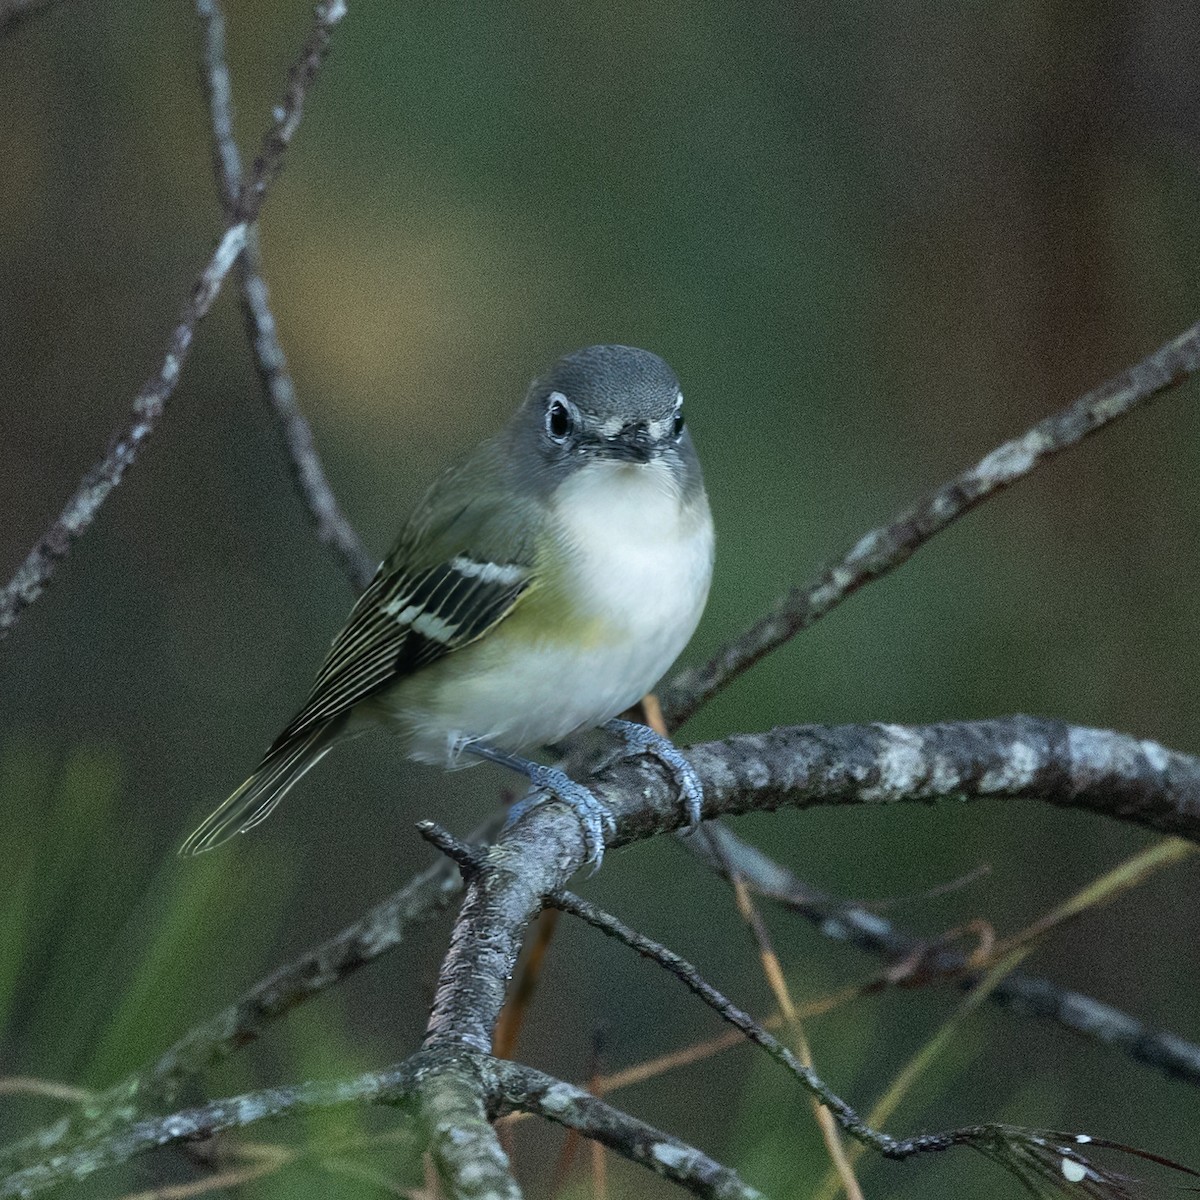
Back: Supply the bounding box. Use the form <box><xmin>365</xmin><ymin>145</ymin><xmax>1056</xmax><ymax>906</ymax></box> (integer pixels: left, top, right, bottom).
<box><xmin>425</xmin><ymin>827</ymin><xmax>1198</xmax><ymax>1198</ymax></box>
<box><xmin>239</xmin><ymin>262</ymin><xmax>377</xmax><ymax>589</ymax></box>
<box><xmin>0</xmin><ymin>223</ymin><xmax>247</xmax><ymax>639</ymax></box>
<box><xmin>490</xmin><ymin>1061</ymin><xmax>766</xmax><ymax>1200</ymax></box>
<box><xmin>661</xmin><ymin>318</ymin><xmax>1200</xmax><ymax>726</ymax></box>
<box><xmin>0</xmin><ymin>819</ymin><xmax>495</xmax><ymax>1174</ymax></box>
<box><xmin>235</xmin><ymin>0</ymin><xmax>346</xmax><ymax>225</ymax></box>
<box><xmin>0</xmin><ymin>1063</ymin><xmax>416</xmax><ymax>1200</ymax></box>
<box><xmin>644</xmin><ymin>718</ymin><xmax>1200</xmax><ymax>846</ymax></box>
<box><xmin>0</xmin><ymin>0</ymin><xmax>348</xmax><ymax>640</ymax></box>
<box><xmin>196</xmin><ymin>0</ymin><xmax>375</xmax><ymax>589</ymax></box>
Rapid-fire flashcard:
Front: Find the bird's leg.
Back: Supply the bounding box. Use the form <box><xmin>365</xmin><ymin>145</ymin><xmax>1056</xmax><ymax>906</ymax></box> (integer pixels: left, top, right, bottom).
<box><xmin>603</xmin><ymin>718</ymin><xmax>704</xmax><ymax>833</ymax></box>
<box><xmin>463</xmin><ymin>741</ymin><xmax>616</xmax><ymax>867</ymax></box>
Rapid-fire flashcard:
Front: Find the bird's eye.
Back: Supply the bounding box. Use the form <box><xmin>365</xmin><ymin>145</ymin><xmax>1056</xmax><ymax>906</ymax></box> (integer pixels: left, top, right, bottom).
<box><xmin>672</xmin><ymin>397</ymin><xmax>685</xmax><ymax>437</ymax></box>
<box><xmin>545</xmin><ymin>393</ymin><xmax>574</xmax><ymax>442</ymax></box>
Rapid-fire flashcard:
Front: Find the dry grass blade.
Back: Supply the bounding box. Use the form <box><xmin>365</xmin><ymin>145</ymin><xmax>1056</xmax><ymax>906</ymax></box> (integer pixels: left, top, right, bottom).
<box><xmin>812</xmin><ymin>837</ymin><xmax>1198</xmax><ymax>1200</ymax></box>
<box><xmin>707</xmin><ymin>822</ymin><xmax>863</xmax><ymax>1200</ymax></box>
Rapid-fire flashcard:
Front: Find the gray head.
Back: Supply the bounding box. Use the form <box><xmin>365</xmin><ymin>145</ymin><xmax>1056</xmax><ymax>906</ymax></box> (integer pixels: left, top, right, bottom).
<box><xmin>510</xmin><ymin>345</ymin><xmax>702</xmax><ymax>497</ymax></box>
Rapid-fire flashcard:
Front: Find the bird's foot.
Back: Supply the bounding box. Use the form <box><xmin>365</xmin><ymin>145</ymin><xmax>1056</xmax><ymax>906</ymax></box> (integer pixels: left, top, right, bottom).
<box><xmin>464</xmin><ymin>742</ymin><xmax>615</xmax><ymax>868</ymax></box>
<box><xmin>604</xmin><ymin>718</ymin><xmax>703</xmax><ymax>833</ymax></box>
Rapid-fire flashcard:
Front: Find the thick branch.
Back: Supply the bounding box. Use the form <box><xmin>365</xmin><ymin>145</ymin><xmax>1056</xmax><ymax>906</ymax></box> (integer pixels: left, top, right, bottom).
<box><xmin>661</xmin><ymin>318</ymin><xmax>1200</xmax><ymax>726</ymax></box>
<box><xmin>609</xmin><ymin>718</ymin><xmax>1200</xmax><ymax>846</ymax></box>
<box><xmin>415</xmin><ymin>1055</ymin><xmax>520</xmax><ymax>1200</ymax></box>
<box><xmin>422</xmin><ymin>717</ymin><xmax>1200</xmax><ymax>1058</ymax></box>
<box><xmin>7</xmin><ymin>718</ymin><xmax>1193</xmax><ymax>1173</ymax></box>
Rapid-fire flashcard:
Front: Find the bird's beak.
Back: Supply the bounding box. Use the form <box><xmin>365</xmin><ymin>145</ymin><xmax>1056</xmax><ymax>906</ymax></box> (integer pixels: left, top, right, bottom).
<box><xmin>599</xmin><ymin>422</ymin><xmax>658</xmax><ymax>463</ymax></box>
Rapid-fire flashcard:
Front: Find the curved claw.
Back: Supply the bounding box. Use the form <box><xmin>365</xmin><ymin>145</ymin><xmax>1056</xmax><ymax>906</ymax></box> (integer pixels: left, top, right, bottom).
<box><xmin>505</xmin><ymin>765</ymin><xmax>614</xmax><ymax>869</ymax></box>
<box><xmin>604</xmin><ymin>718</ymin><xmax>704</xmax><ymax>832</ymax></box>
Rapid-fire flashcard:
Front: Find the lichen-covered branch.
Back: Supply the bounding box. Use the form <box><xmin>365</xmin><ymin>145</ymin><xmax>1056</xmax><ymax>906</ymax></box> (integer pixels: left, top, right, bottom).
<box><xmin>422</xmin><ymin>828</ymin><xmax>1197</xmax><ymax>1200</ymax></box>
<box><xmin>660</xmin><ymin>318</ymin><xmax>1200</xmax><ymax>727</ymax></box>
<box><xmin>490</xmin><ymin>1060</ymin><xmax>766</xmax><ymax>1200</ymax></box>
<box><xmin>414</xmin><ymin>1055</ymin><xmax>520</xmax><ymax>1200</ymax></box>
<box><xmin>0</xmin><ymin>1063</ymin><xmax>415</xmax><ymax>1200</ymax></box>
<box><xmin>0</xmin><ymin>0</ymin><xmax>348</xmax><ymax>640</ymax></box>
<box><xmin>6</xmin><ymin>718</ymin><xmax>1200</xmax><ymax>1198</ymax></box>
<box><xmin>603</xmin><ymin>718</ymin><xmax>1200</xmax><ymax>846</ymax></box>
<box><xmin>196</xmin><ymin>0</ymin><xmax>375</xmax><ymax>590</ymax></box>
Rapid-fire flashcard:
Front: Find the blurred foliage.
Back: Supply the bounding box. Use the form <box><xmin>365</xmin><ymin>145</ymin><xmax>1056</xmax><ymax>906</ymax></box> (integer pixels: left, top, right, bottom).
<box><xmin>2</xmin><ymin>0</ymin><xmax>1200</xmax><ymax>1196</ymax></box>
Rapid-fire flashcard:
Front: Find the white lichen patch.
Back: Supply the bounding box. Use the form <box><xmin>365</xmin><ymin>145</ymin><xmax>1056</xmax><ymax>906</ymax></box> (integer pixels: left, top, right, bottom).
<box><xmin>979</xmin><ymin>739</ymin><xmax>1039</xmax><ymax>793</ymax></box>
<box><xmin>538</xmin><ymin>1083</ymin><xmax>578</xmax><ymax>1115</ymax></box>
<box><xmin>453</xmin><ymin>1161</ymin><xmax>489</xmax><ymax>1187</ymax></box>
<box><xmin>651</xmin><ymin>1142</ymin><xmax>692</xmax><ymax>1170</ymax></box>
<box><xmin>860</xmin><ymin>725</ymin><xmax>928</xmax><ymax>801</ymax></box>
<box><xmin>846</xmin><ymin>528</ymin><xmax>889</xmax><ymax>567</ymax></box>
<box><xmin>1139</xmin><ymin>739</ymin><xmax>1170</xmax><ymax>773</ymax></box>
<box><xmin>929</xmin><ymin>753</ymin><xmax>963</xmax><ymax>794</ymax></box>
<box><xmin>1075</xmin><ymin>1133</ymin><xmax>1092</xmax><ymax>1144</ymax></box>
<box><xmin>1068</xmin><ymin>726</ymin><xmax>1131</xmax><ymax>785</ymax></box>
<box><xmin>1060</xmin><ymin>1156</ymin><xmax>1087</xmax><ymax>1183</ymax></box>
<box><xmin>973</xmin><ymin>432</ymin><xmax>1045</xmax><ymax>483</ymax></box>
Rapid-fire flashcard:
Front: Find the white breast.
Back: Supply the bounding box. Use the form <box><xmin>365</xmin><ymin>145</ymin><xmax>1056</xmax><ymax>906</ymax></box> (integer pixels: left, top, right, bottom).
<box><xmin>392</xmin><ymin>459</ymin><xmax>714</xmax><ymax>763</ymax></box>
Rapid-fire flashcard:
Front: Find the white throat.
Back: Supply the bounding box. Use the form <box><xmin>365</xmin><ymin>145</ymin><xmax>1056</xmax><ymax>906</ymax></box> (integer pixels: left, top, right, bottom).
<box><xmin>551</xmin><ymin>457</ymin><xmax>714</xmax><ymax>652</ymax></box>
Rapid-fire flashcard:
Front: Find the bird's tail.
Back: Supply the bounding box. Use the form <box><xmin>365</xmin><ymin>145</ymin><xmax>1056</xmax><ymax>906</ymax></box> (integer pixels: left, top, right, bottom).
<box><xmin>179</xmin><ymin>721</ymin><xmax>341</xmax><ymax>855</ymax></box>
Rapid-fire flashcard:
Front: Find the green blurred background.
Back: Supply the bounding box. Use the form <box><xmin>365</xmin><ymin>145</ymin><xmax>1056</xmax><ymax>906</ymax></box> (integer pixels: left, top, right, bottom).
<box><xmin>2</xmin><ymin>1</ymin><xmax>1199</xmax><ymax>1196</ymax></box>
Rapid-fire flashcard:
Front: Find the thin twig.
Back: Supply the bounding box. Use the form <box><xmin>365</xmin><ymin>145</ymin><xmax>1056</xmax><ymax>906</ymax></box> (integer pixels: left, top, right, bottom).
<box><xmin>234</xmin><ymin>1</ymin><xmax>347</xmax><ymax>224</ymax></box>
<box><xmin>661</xmin><ymin>317</ymin><xmax>1200</xmax><ymax>726</ymax></box>
<box><xmin>0</xmin><ymin>0</ymin><xmax>348</xmax><ymax>640</ymax></box>
<box><xmin>545</xmin><ymin>886</ymin><xmax>887</xmax><ymax>1148</ymax></box>
<box><xmin>196</xmin><ymin>0</ymin><xmax>375</xmax><ymax>589</ymax></box>
<box><xmin>0</xmin><ymin>1078</ymin><xmax>92</xmax><ymax>1103</ymax></box>
<box><xmin>0</xmin><ymin>1063</ymin><xmax>415</xmax><ymax>1200</ymax></box>
<box><xmin>0</xmin><ymin>222</ymin><xmax>247</xmax><ymax>638</ymax></box>
<box><xmin>810</xmin><ymin>836</ymin><xmax>1196</xmax><ymax>1200</ymax></box>
<box><xmin>690</xmin><ymin>820</ymin><xmax>1200</xmax><ymax>1087</ymax></box>
<box><xmin>542</xmin><ymin>885</ymin><xmax>1200</xmax><ymax>1198</ymax></box>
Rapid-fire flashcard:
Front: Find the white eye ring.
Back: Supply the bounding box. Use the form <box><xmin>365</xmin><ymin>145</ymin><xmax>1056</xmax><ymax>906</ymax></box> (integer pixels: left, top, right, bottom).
<box><xmin>672</xmin><ymin>393</ymin><xmax>685</xmax><ymax>437</ymax></box>
<box><xmin>545</xmin><ymin>391</ymin><xmax>575</xmax><ymax>442</ymax></box>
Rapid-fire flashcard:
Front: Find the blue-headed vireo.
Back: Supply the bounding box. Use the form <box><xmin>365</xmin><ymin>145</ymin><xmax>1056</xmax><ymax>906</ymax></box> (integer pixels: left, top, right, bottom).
<box><xmin>181</xmin><ymin>345</ymin><xmax>714</xmax><ymax>863</ymax></box>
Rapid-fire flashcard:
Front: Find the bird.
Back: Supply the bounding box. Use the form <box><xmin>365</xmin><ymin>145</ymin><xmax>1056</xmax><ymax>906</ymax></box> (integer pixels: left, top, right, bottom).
<box><xmin>180</xmin><ymin>344</ymin><xmax>714</xmax><ymax>864</ymax></box>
